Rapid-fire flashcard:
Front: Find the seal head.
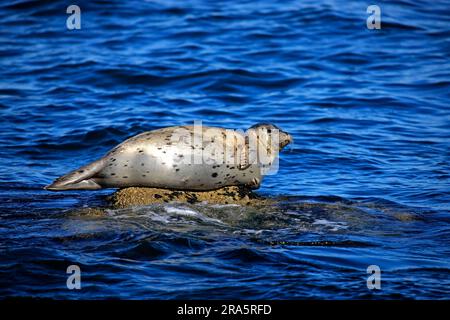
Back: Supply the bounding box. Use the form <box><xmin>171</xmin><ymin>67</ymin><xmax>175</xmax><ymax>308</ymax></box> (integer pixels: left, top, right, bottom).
<box><xmin>248</xmin><ymin>123</ymin><xmax>292</xmax><ymax>149</ymax></box>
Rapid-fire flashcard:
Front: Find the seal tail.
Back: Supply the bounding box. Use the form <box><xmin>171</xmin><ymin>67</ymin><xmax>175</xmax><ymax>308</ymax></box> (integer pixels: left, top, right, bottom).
<box><xmin>44</xmin><ymin>159</ymin><xmax>105</xmax><ymax>191</ymax></box>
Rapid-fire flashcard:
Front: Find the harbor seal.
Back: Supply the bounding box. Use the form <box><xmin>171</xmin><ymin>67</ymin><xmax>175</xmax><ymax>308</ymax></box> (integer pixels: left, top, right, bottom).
<box><xmin>45</xmin><ymin>123</ymin><xmax>292</xmax><ymax>191</ymax></box>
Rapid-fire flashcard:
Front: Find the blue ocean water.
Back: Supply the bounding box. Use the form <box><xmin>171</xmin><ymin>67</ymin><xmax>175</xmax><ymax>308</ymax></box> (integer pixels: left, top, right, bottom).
<box><xmin>0</xmin><ymin>0</ymin><xmax>449</xmax><ymax>299</ymax></box>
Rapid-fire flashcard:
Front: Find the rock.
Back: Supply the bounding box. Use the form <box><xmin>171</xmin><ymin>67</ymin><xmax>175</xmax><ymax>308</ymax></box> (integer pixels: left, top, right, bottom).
<box><xmin>108</xmin><ymin>186</ymin><xmax>269</xmax><ymax>209</ymax></box>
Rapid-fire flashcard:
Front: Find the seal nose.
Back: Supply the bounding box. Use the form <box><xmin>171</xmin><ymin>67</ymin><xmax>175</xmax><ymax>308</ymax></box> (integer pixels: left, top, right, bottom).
<box><xmin>279</xmin><ymin>131</ymin><xmax>293</xmax><ymax>148</ymax></box>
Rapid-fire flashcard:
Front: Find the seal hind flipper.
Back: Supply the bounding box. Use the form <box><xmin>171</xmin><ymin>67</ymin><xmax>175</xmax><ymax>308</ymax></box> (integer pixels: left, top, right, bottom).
<box><xmin>44</xmin><ymin>159</ymin><xmax>105</xmax><ymax>191</ymax></box>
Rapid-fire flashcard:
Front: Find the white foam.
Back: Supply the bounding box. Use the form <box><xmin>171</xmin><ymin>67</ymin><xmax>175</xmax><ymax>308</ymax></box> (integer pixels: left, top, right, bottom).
<box><xmin>312</xmin><ymin>219</ymin><xmax>348</xmax><ymax>231</ymax></box>
<box><xmin>165</xmin><ymin>206</ymin><xmax>200</xmax><ymax>217</ymax></box>
<box><xmin>165</xmin><ymin>205</ymin><xmax>224</xmax><ymax>224</ymax></box>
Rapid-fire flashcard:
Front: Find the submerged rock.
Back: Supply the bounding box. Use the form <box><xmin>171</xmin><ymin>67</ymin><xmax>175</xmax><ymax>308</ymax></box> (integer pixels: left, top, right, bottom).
<box><xmin>108</xmin><ymin>186</ymin><xmax>270</xmax><ymax>209</ymax></box>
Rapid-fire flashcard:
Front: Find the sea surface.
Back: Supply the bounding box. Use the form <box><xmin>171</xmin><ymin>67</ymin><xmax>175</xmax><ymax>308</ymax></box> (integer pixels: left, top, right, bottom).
<box><xmin>0</xmin><ymin>0</ymin><xmax>449</xmax><ymax>299</ymax></box>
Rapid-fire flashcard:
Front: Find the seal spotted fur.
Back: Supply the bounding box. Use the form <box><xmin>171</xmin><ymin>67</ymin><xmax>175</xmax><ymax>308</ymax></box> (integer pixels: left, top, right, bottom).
<box><xmin>45</xmin><ymin>124</ymin><xmax>292</xmax><ymax>191</ymax></box>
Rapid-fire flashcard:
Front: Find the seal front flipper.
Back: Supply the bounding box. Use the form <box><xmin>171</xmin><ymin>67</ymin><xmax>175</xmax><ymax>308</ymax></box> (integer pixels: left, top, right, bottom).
<box><xmin>238</xmin><ymin>136</ymin><xmax>251</xmax><ymax>170</ymax></box>
<box><xmin>44</xmin><ymin>158</ymin><xmax>106</xmax><ymax>191</ymax></box>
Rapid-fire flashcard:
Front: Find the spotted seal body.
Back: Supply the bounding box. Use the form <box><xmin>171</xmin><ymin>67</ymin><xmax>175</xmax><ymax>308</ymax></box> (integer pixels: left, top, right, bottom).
<box><xmin>45</xmin><ymin>124</ymin><xmax>292</xmax><ymax>191</ymax></box>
